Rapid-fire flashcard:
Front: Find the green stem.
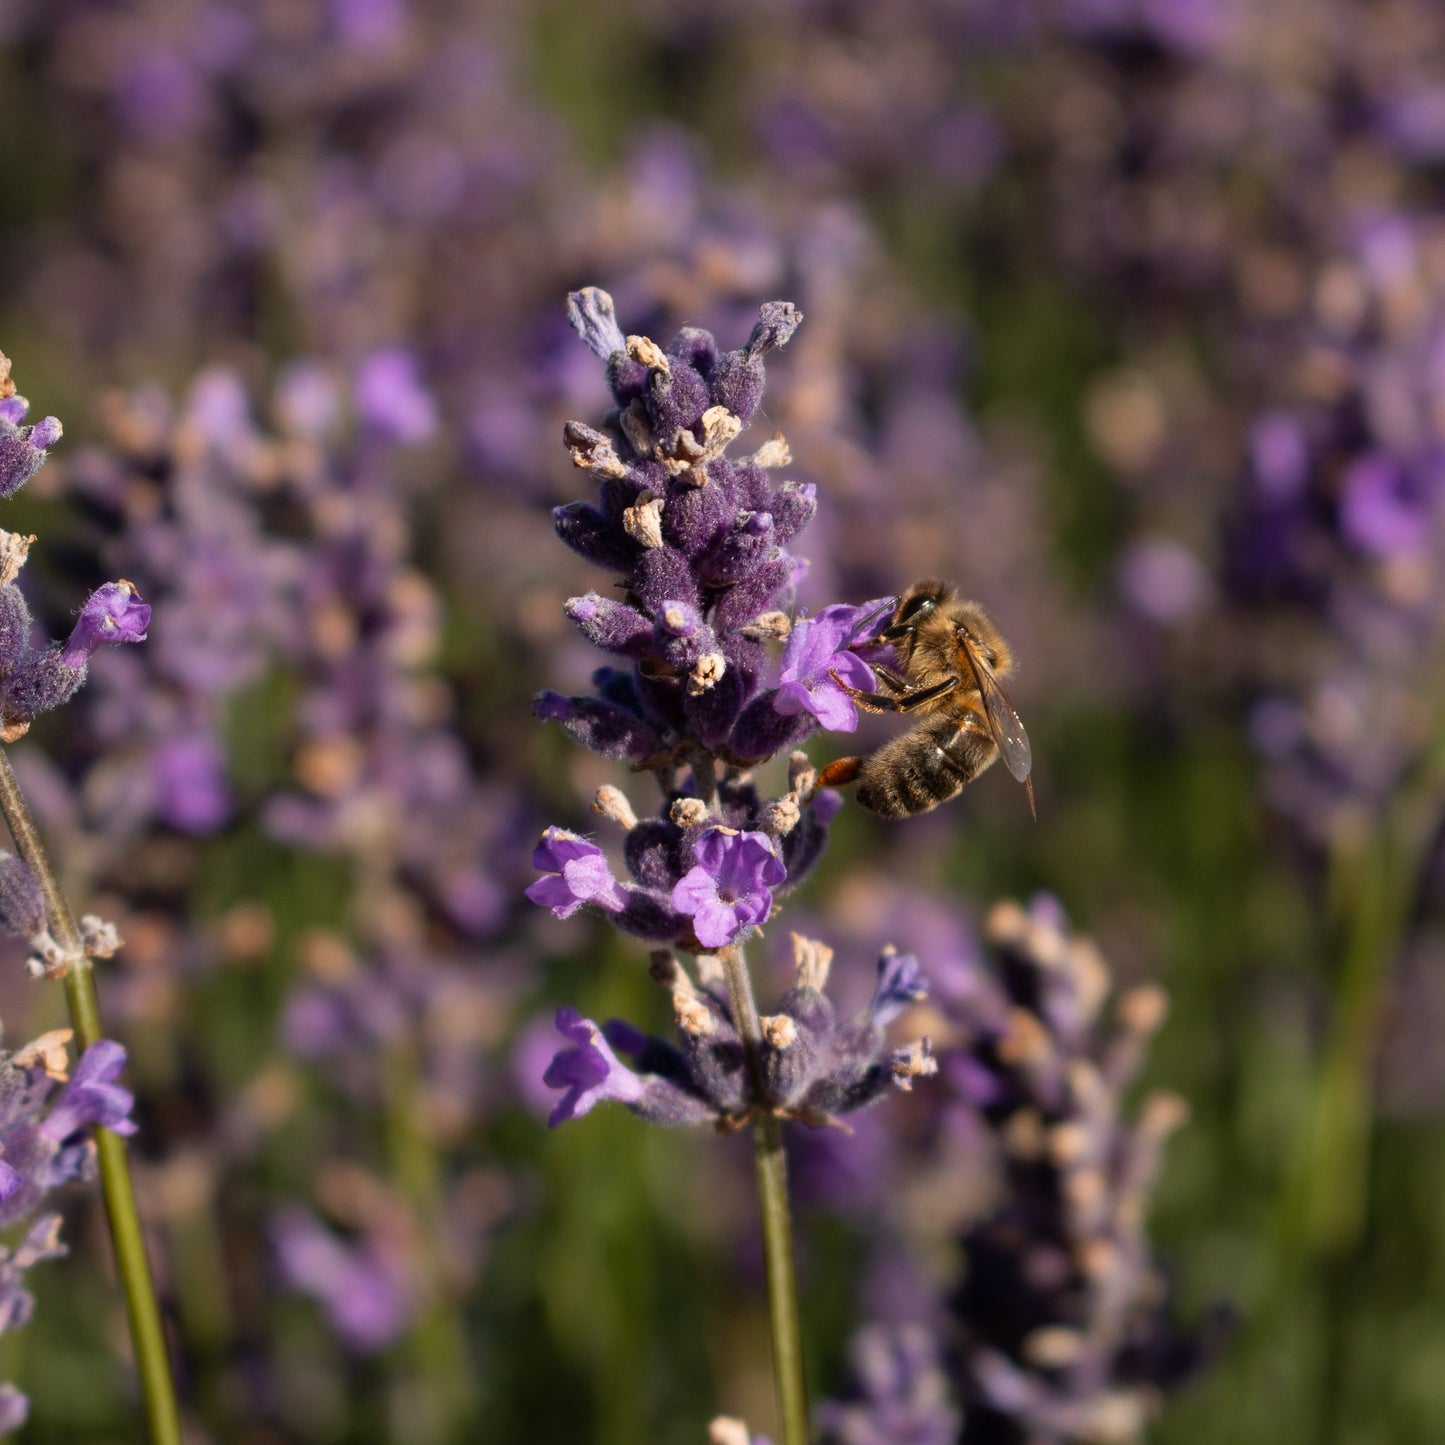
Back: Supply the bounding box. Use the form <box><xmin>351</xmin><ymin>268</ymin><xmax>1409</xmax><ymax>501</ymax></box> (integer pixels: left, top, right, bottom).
<box><xmin>1281</xmin><ymin>725</ymin><xmax>1445</xmax><ymax>1261</ymax></box>
<box><xmin>0</xmin><ymin>747</ymin><xmax>181</xmax><ymax>1445</ymax></box>
<box><xmin>380</xmin><ymin>1041</ymin><xmax>475</xmax><ymax>1441</ymax></box>
<box><xmin>721</xmin><ymin>944</ymin><xmax>810</xmax><ymax>1445</ymax></box>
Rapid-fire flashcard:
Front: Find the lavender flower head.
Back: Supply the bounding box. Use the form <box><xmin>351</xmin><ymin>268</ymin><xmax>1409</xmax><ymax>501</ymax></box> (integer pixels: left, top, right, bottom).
<box><xmin>818</xmin><ymin>1325</ymin><xmax>961</xmax><ymax>1445</ymax></box>
<box><xmin>530</xmin><ymin>291</ymin><xmax>935</xmax><ymax>1139</ymax></box>
<box><xmin>0</xmin><ymin>1030</ymin><xmax>139</xmax><ymax>1423</ymax></box>
<box><xmin>531</xmin><ymin>291</ymin><xmax>884</xmax><ymax>951</ymax></box>
<box><xmin>940</xmin><ymin>898</ymin><xmax>1221</xmax><ymax>1442</ymax></box>
<box><xmin>543</xmin><ymin>936</ymin><xmax>937</xmax><ymax>1133</ymax></box>
<box><xmin>0</xmin><ymin>352</ymin><xmax>152</xmax><ymax>744</ymax></box>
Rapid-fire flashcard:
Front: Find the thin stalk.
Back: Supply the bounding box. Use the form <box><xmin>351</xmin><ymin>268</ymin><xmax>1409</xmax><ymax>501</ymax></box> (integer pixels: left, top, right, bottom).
<box><xmin>1279</xmin><ymin>721</ymin><xmax>1445</xmax><ymax>1262</ymax></box>
<box><xmin>720</xmin><ymin>944</ymin><xmax>809</xmax><ymax>1445</ymax></box>
<box><xmin>0</xmin><ymin>747</ymin><xmax>181</xmax><ymax>1445</ymax></box>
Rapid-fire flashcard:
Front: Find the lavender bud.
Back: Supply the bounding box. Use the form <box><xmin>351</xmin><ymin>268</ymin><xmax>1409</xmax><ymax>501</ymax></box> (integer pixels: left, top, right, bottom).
<box><xmin>565</xmin><ymin>594</ymin><xmax>655</xmax><ymax>657</ymax></box>
<box><xmin>0</xmin><ymin>854</ymin><xmax>45</xmax><ymax>942</ymax></box>
<box><xmin>563</xmin><ymin>420</ymin><xmax>627</xmax><ymax>479</ymax></box>
<box><xmin>709</xmin><ymin>553</ymin><xmax>793</xmax><ymax>633</ymax></box>
<box><xmin>566</xmin><ymin>288</ymin><xmax>626</xmax><ymax>361</ymax></box>
<box><xmin>0</xmin><ymin>414</ymin><xmax>62</xmax><ymax>500</ymax></box>
<box><xmin>532</xmin><ymin>691</ymin><xmax>662</xmax><ymax>763</ymax></box>
<box><xmin>699</xmin><ymin>512</ymin><xmax>776</xmax><ymax>585</ymax></box>
<box><xmin>708</xmin><ymin>302</ymin><xmax>802</xmax><ymax>422</ymax></box>
<box><xmin>667</xmin><ymin>327</ymin><xmax>717</xmax><ymax>374</ymax></box>
<box><xmin>553</xmin><ymin>502</ymin><xmax>636</xmax><ymax>573</ymax></box>
<box><xmin>0</xmin><ymin>586</ymin><xmax>31</xmax><ymax>680</ymax></box>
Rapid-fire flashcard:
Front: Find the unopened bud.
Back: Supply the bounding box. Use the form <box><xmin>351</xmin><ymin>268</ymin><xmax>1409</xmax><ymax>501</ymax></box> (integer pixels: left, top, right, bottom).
<box><xmin>593</xmin><ymin>785</ymin><xmax>638</xmax><ymax>831</ymax></box>
<box><xmin>1023</xmin><ymin>1326</ymin><xmax>1087</xmax><ymax>1368</ymax></box>
<box><xmin>687</xmin><ymin>652</ymin><xmax>727</xmax><ymax>696</ymax></box>
<box><xmin>760</xmin><ymin>1014</ymin><xmax>798</xmax><ymax>1049</ymax></box>
<box><xmin>742</xmin><ymin>610</ymin><xmax>792</xmax><ymax>642</ymax></box>
<box><xmin>625</xmin><ymin>335</ymin><xmax>669</xmax><ymax>372</ymax></box>
<box><xmin>791</xmin><ymin>933</ymin><xmax>834</xmax><ymax>992</ymax></box>
<box><xmin>889</xmin><ymin>1038</ymin><xmax>937</xmax><ymax>1090</ymax></box>
<box><xmin>674</xmin><ymin>992</ymin><xmax>716</xmax><ymax>1037</ymax></box>
<box><xmin>984</xmin><ymin>899</ymin><xmax>1030</xmax><ymax>946</ymax></box>
<box><xmin>761</xmin><ymin>795</ymin><xmax>801</xmax><ymax>836</ymax></box>
<box><xmin>622</xmin><ymin>492</ymin><xmax>664</xmax><ymax>548</ymax></box>
<box><xmin>1118</xmin><ymin>983</ymin><xmax>1169</xmax><ymax>1035</ymax></box>
<box><xmin>748</xmin><ymin>434</ymin><xmax>792</xmax><ymax>468</ymax></box>
<box><xmin>670</xmin><ymin>797</ymin><xmax>708</xmax><ymax>828</ymax></box>
<box><xmin>11</xmin><ymin>1028</ymin><xmax>74</xmax><ymax>1080</ymax></box>
<box><xmin>80</xmin><ymin>915</ymin><xmax>123</xmax><ymax>960</ymax></box>
<box><xmin>788</xmin><ymin>751</ymin><xmax>816</xmax><ymax>797</ymax></box>
<box><xmin>618</xmin><ymin>401</ymin><xmax>652</xmax><ymax>457</ymax></box>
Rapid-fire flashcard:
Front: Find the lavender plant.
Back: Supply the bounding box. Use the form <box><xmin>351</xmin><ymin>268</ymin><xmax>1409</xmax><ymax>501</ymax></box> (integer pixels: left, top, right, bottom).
<box><xmin>530</xmin><ymin>288</ymin><xmax>940</xmax><ymax>1441</ymax></box>
<box><xmin>0</xmin><ymin>350</ymin><xmax>178</xmax><ymax>1440</ymax></box>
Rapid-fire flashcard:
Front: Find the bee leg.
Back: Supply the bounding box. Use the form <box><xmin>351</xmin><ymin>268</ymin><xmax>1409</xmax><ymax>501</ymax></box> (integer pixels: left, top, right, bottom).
<box><xmin>828</xmin><ymin>671</ymin><xmax>960</xmax><ymax>714</ymax></box>
<box><xmin>816</xmin><ymin>756</ymin><xmax>863</xmax><ymax>788</ymax></box>
<box><xmin>869</xmin><ymin>664</ymin><xmax>913</xmax><ymax>694</ymax></box>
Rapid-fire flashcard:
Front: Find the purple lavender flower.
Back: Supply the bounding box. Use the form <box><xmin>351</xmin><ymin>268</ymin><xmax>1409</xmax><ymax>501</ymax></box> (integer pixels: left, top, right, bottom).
<box><xmin>939</xmin><ymin>898</ymin><xmax>1221</xmax><ymax>1440</ymax></box>
<box><xmin>353</xmin><ymin>348</ymin><xmax>438</xmax><ymax>445</ymax></box>
<box><xmin>543</xmin><ymin>937</ymin><xmax>937</xmax><ymax>1132</ymax></box>
<box><xmin>773</xmin><ymin>602</ymin><xmax>883</xmax><ymax>732</ymax></box>
<box><xmin>271</xmin><ymin>1206</ymin><xmax>412</xmax><ymax>1353</ymax></box>
<box><xmin>818</xmin><ymin>1324</ymin><xmax>961</xmax><ymax>1445</ymax></box>
<box><xmin>543</xmin><ymin>1007</ymin><xmax>646</xmax><ymax>1126</ymax></box>
<box><xmin>37</xmin><ymin>1041</ymin><xmax>138</xmax><ymax>1144</ymax></box>
<box><xmin>0</xmin><ymin>1026</ymin><xmax>140</xmax><ymax>1426</ymax></box>
<box><xmin>525</xmin><ymin>827</ymin><xmax>628</xmax><ymax>919</ymax></box>
<box><xmin>58</xmin><ymin>582</ymin><xmax>153</xmax><ymax>668</ymax></box>
<box><xmin>671</xmin><ymin>829</ymin><xmax>786</xmax><ymax>948</ymax></box>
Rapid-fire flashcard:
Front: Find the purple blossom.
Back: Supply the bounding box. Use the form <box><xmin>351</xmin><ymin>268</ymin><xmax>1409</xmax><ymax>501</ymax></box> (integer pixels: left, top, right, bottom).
<box><xmin>58</xmin><ymin>582</ymin><xmax>152</xmax><ymax>668</ymax></box>
<box><xmin>525</xmin><ymin>827</ymin><xmax>628</xmax><ymax>919</ymax></box>
<box><xmin>543</xmin><ymin>1007</ymin><xmax>645</xmax><ymax>1126</ymax></box>
<box><xmin>152</xmin><ymin>733</ymin><xmax>231</xmax><ymax>834</ymax></box>
<box><xmin>1339</xmin><ymin>454</ymin><xmax>1433</xmax><ymax>556</ymax></box>
<box><xmin>39</xmin><ymin>1041</ymin><xmax>138</xmax><ymax>1142</ymax></box>
<box><xmin>271</xmin><ymin>1207</ymin><xmax>412</xmax><ymax>1353</ymax></box>
<box><xmin>672</xmin><ymin>829</ymin><xmax>786</xmax><ymax>949</ymax></box>
<box><xmin>774</xmin><ymin>603</ymin><xmax>881</xmax><ymax>732</ymax></box>
<box><xmin>353</xmin><ymin>349</ymin><xmax>438</xmax><ymax>445</ymax></box>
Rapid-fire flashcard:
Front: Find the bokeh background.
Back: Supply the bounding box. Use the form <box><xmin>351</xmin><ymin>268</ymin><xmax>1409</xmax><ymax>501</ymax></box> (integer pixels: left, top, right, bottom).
<box><xmin>0</xmin><ymin>0</ymin><xmax>1443</xmax><ymax>1440</ymax></box>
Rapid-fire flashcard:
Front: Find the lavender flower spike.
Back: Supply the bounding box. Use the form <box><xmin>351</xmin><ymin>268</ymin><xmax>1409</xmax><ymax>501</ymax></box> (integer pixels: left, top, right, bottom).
<box><xmin>544</xmin><ymin>1007</ymin><xmax>645</xmax><ymax>1126</ymax></box>
<box><xmin>58</xmin><ymin>581</ymin><xmax>152</xmax><ymax>667</ymax></box>
<box><xmin>774</xmin><ymin>602</ymin><xmax>883</xmax><ymax>732</ymax></box>
<box><xmin>525</xmin><ymin>827</ymin><xmax>628</xmax><ymax>919</ymax></box>
<box><xmin>672</xmin><ymin>828</ymin><xmax>787</xmax><ymax>948</ymax></box>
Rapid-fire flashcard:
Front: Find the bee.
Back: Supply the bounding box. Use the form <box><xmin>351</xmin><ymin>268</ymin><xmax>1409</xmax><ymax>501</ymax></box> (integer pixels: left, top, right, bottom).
<box><xmin>816</xmin><ymin>579</ymin><xmax>1035</xmax><ymax>819</ymax></box>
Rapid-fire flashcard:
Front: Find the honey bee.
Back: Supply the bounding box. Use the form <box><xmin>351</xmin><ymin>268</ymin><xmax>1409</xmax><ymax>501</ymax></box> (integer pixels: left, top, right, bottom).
<box><xmin>816</xmin><ymin>579</ymin><xmax>1035</xmax><ymax>819</ymax></box>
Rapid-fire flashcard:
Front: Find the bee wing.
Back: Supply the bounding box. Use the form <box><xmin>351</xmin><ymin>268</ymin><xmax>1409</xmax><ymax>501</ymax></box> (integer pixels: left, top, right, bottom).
<box><xmin>959</xmin><ymin>637</ymin><xmax>1033</xmax><ymax>784</ymax></box>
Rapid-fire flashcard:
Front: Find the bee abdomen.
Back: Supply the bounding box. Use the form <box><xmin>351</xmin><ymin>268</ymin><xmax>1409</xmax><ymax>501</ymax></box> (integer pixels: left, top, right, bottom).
<box><xmin>856</xmin><ymin>734</ymin><xmax>963</xmax><ymax>819</ymax></box>
<box><xmin>856</xmin><ymin>723</ymin><xmax>997</xmax><ymax>819</ymax></box>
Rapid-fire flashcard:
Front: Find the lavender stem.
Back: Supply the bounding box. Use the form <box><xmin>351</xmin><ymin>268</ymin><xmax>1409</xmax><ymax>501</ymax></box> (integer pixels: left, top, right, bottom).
<box><xmin>1289</xmin><ymin>723</ymin><xmax>1445</xmax><ymax>1256</ymax></box>
<box><xmin>721</xmin><ymin>943</ymin><xmax>809</xmax><ymax>1445</ymax></box>
<box><xmin>0</xmin><ymin>746</ymin><xmax>182</xmax><ymax>1445</ymax></box>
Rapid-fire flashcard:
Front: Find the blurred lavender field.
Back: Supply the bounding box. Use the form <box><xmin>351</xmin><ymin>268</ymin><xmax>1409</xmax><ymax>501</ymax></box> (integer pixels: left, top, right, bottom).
<box><xmin>0</xmin><ymin>0</ymin><xmax>1443</xmax><ymax>1440</ymax></box>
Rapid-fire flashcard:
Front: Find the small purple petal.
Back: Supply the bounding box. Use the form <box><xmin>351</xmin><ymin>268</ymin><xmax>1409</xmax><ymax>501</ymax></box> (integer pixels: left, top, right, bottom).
<box><xmin>58</xmin><ymin>582</ymin><xmax>152</xmax><ymax>668</ymax></box>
